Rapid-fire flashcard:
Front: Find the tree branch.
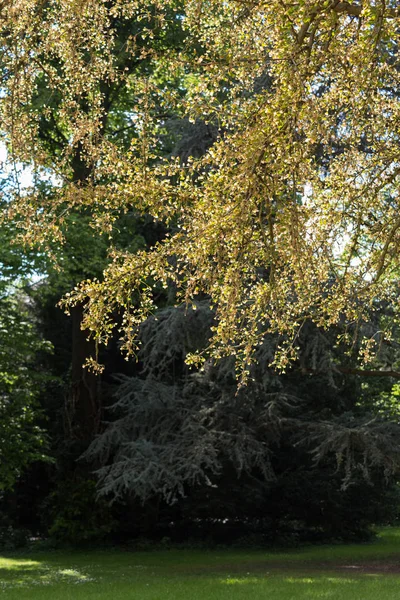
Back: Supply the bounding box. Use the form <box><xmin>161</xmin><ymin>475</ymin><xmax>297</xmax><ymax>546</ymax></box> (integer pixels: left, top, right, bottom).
<box><xmin>305</xmin><ymin>366</ymin><xmax>400</xmax><ymax>379</ymax></box>
<box><xmin>333</xmin><ymin>2</ymin><xmax>400</xmax><ymax>18</ymax></box>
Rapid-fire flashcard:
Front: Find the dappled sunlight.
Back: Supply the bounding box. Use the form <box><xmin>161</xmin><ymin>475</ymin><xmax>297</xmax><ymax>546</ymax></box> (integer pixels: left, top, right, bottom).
<box><xmin>220</xmin><ymin>577</ymin><xmax>260</xmax><ymax>585</ymax></box>
<box><xmin>1</xmin><ymin>547</ymin><xmax>400</xmax><ymax>599</ymax></box>
<box><xmin>56</xmin><ymin>568</ymin><xmax>94</xmax><ymax>582</ymax></box>
<box><xmin>214</xmin><ymin>571</ymin><xmax>396</xmax><ymax>600</ymax></box>
<box><xmin>0</xmin><ymin>557</ymin><xmax>42</xmax><ymax>570</ymax></box>
<box><xmin>285</xmin><ymin>577</ymin><xmax>316</xmax><ymax>584</ymax></box>
<box><xmin>325</xmin><ymin>578</ymin><xmax>361</xmax><ymax>584</ymax></box>
<box><xmin>0</xmin><ymin>557</ymin><xmax>96</xmax><ymax>590</ymax></box>
<box><xmin>285</xmin><ymin>576</ymin><xmax>358</xmax><ymax>585</ymax></box>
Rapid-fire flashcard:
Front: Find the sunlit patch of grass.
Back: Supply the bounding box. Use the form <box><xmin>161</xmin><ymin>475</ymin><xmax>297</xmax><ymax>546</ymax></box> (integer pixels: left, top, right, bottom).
<box><xmin>285</xmin><ymin>576</ymin><xmax>360</xmax><ymax>585</ymax></box>
<box><xmin>285</xmin><ymin>577</ymin><xmax>316</xmax><ymax>583</ymax></box>
<box><xmin>0</xmin><ymin>557</ymin><xmax>41</xmax><ymax>570</ymax></box>
<box><xmin>58</xmin><ymin>568</ymin><xmax>92</xmax><ymax>580</ymax></box>
<box><xmin>221</xmin><ymin>577</ymin><xmax>260</xmax><ymax>584</ymax></box>
<box><xmin>325</xmin><ymin>578</ymin><xmax>359</xmax><ymax>584</ymax></box>
<box><xmin>0</xmin><ymin>557</ymin><xmax>95</xmax><ymax>591</ymax></box>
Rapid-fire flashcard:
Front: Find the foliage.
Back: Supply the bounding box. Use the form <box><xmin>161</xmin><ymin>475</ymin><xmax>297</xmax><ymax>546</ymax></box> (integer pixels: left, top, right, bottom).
<box><xmin>82</xmin><ymin>301</ymin><xmax>400</xmax><ymax>542</ymax></box>
<box><xmin>374</xmin><ymin>382</ymin><xmax>400</xmax><ymax>420</ymax></box>
<box><xmin>47</xmin><ymin>478</ymin><xmax>117</xmax><ymax>544</ymax></box>
<box><xmin>0</xmin><ymin>291</ymin><xmax>50</xmax><ymax>490</ymax></box>
<box><xmin>0</xmin><ymin>513</ymin><xmax>30</xmax><ymax>551</ymax></box>
<box><xmin>2</xmin><ymin>1</ymin><xmax>400</xmax><ymax>378</ymax></box>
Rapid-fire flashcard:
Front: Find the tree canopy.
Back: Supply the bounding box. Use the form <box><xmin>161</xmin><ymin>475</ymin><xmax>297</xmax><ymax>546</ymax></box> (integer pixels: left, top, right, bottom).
<box><xmin>1</xmin><ymin>1</ymin><xmax>400</xmax><ymax>378</ymax></box>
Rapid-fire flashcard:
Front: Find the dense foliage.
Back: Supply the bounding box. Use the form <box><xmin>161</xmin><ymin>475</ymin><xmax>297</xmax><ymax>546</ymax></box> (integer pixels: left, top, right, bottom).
<box><xmin>1</xmin><ymin>1</ymin><xmax>400</xmax><ymax>376</ymax></box>
<box><xmin>0</xmin><ymin>293</ymin><xmax>49</xmax><ymax>491</ymax></box>
<box><xmin>1</xmin><ymin>0</ymin><xmax>400</xmax><ymax>547</ymax></box>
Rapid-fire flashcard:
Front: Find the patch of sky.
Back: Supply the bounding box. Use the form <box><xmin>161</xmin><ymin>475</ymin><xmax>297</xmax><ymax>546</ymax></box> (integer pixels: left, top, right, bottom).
<box><xmin>0</xmin><ymin>143</ymin><xmax>58</xmax><ymax>284</ymax></box>
<box><xmin>0</xmin><ymin>142</ymin><xmax>62</xmax><ymax>191</ymax></box>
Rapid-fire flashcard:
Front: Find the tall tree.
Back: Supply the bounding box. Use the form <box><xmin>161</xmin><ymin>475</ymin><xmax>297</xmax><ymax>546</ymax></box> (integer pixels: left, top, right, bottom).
<box><xmin>1</xmin><ymin>0</ymin><xmax>186</xmax><ymax>439</ymax></box>
<box><xmin>2</xmin><ymin>1</ymin><xmax>399</xmax><ymax>379</ymax></box>
<box><xmin>3</xmin><ymin>2</ymin><xmax>400</xmax><ymax>543</ymax></box>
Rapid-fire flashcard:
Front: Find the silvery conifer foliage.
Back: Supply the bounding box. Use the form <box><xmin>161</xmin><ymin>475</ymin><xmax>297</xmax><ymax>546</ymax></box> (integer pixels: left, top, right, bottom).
<box><xmin>85</xmin><ymin>302</ymin><xmax>400</xmax><ymax>503</ymax></box>
<box><xmin>84</xmin><ymin>302</ymin><xmax>295</xmax><ymax>502</ymax></box>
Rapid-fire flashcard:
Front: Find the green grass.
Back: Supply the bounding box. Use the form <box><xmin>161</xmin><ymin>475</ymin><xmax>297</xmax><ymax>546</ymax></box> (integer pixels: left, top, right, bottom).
<box><xmin>2</xmin><ymin>528</ymin><xmax>400</xmax><ymax>598</ymax></box>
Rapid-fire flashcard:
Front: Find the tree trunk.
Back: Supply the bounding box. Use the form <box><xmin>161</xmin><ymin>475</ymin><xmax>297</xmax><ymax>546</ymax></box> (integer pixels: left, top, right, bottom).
<box><xmin>65</xmin><ymin>140</ymin><xmax>101</xmax><ymax>441</ymax></box>
<box><xmin>64</xmin><ymin>304</ymin><xmax>101</xmax><ymax>440</ymax></box>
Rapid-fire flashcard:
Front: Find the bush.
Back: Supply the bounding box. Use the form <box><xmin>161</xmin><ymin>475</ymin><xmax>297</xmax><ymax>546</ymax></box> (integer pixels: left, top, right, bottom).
<box><xmin>47</xmin><ymin>477</ymin><xmax>116</xmax><ymax>545</ymax></box>
<box><xmin>0</xmin><ymin>513</ymin><xmax>31</xmax><ymax>550</ymax></box>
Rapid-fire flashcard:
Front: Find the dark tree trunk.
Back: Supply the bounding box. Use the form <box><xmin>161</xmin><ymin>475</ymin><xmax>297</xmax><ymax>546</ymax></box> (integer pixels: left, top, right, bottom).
<box><xmin>64</xmin><ymin>140</ymin><xmax>101</xmax><ymax>441</ymax></box>
<box><xmin>64</xmin><ymin>304</ymin><xmax>101</xmax><ymax>440</ymax></box>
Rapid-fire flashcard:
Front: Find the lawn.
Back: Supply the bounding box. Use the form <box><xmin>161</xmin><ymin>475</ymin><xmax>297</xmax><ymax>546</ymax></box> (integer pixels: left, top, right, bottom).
<box><xmin>2</xmin><ymin>528</ymin><xmax>400</xmax><ymax>598</ymax></box>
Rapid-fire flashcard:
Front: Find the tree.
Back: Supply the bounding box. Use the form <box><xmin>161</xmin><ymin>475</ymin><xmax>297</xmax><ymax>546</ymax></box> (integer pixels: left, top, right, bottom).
<box><xmin>0</xmin><ymin>0</ymin><xmax>191</xmax><ymax>539</ymax></box>
<box><xmin>83</xmin><ymin>301</ymin><xmax>400</xmax><ymax>540</ymax></box>
<box><xmin>0</xmin><ymin>176</ymin><xmax>50</xmax><ymax>491</ymax></box>
<box><xmin>2</xmin><ymin>1</ymin><xmax>399</xmax><ymax>379</ymax></box>
<box><xmin>1</xmin><ymin>0</ymin><xmax>186</xmax><ymax>439</ymax></box>
<box><xmin>0</xmin><ymin>290</ymin><xmax>49</xmax><ymax>491</ymax></box>
<box><xmin>2</xmin><ymin>1</ymin><xmax>400</xmax><ymax>539</ymax></box>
